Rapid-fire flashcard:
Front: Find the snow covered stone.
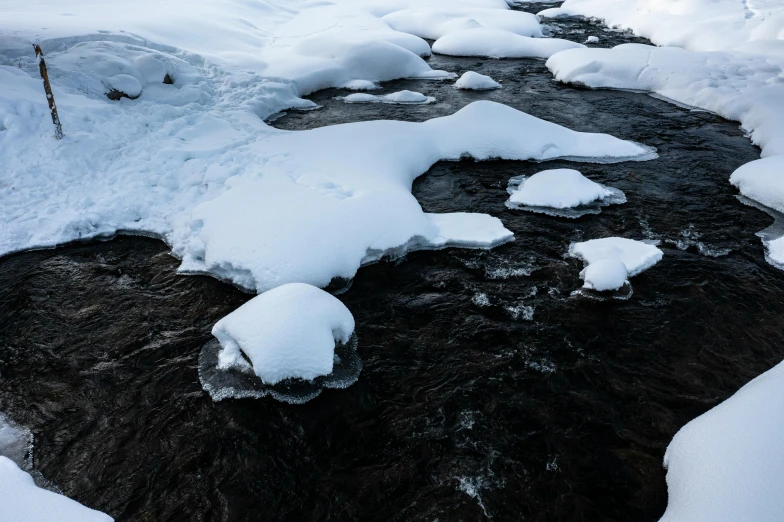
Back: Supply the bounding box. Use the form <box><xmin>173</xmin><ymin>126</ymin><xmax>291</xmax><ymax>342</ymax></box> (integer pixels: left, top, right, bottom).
<box><xmin>433</xmin><ymin>28</ymin><xmax>584</xmax><ymax>59</ymax></box>
<box><xmin>455</xmin><ymin>71</ymin><xmax>501</xmax><ymax>90</ymax></box>
<box><xmin>340</xmin><ymin>79</ymin><xmax>379</xmax><ymax>91</ymax></box>
<box><xmin>341</xmin><ymin>90</ymin><xmax>435</xmax><ymax>104</ymax></box>
<box><xmin>212</xmin><ymin>283</ymin><xmax>355</xmax><ymax>385</ymax></box>
<box><xmin>584</xmin><ymin>36</ymin><xmax>599</xmax><ymax>44</ymax></box>
<box><xmin>580</xmin><ymin>258</ymin><xmax>628</xmax><ymax>291</ymax></box>
<box><xmin>104</xmin><ymin>74</ymin><xmax>142</xmax><ymax>100</ymax></box>
<box><xmin>506</xmin><ymin>169</ymin><xmax>625</xmax><ymax>218</ymax></box>
<box><xmin>660</xmin><ymin>360</ymin><xmax>784</xmax><ymax>522</ymax></box>
<box><xmin>0</xmin><ymin>457</ymin><xmax>112</xmax><ymax>522</ymax></box>
<box><xmin>569</xmin><ymin>237</ymin><xmax>663</xmax><ymax>291</ymax></box>
<box><xmin>730</xmin><ymin>156</ymin><xmax>784</xmax><ymax>217</ymax></box>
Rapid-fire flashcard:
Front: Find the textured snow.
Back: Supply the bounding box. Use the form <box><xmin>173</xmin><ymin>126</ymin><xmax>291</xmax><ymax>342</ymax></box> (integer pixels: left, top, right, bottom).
<box><xmin>660</xmin><ymin>360</ymin><xmax>784</xmax><ymax>522</ymax></box>
<box><xmin>507</xmin><ymin>169</ymin><xmax>609</xmax><ymax>209</ymax></box>
<box><xmin>0</xmin><ymin>457</ymin><xmax>113</xmax><ymax>522</ymax></box>
<box><xmin>212</xmin><ymin>283</ymin><xmax>354</xmax><ymax>385</ymax></box>
<box><xmin>581</xmin><ymin>258</ymin><xmax>628</xmax><ymax>291</ymax></box>
<box><xmin>433</xmin><ymin>28</ymin><xmax>584</xmax><ymax>59</ymax></box>
<box><xmin>454</xmin><ymin>71</ymin><xmax>501</xmax><ymax>90</ymax></box>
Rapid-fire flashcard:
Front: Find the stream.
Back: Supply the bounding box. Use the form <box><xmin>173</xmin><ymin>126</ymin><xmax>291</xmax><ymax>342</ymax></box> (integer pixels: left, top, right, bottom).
<box><xmin>2</xmin><ymin>5</ymin><xmax>784</xmax><ymax>521</ymax></box>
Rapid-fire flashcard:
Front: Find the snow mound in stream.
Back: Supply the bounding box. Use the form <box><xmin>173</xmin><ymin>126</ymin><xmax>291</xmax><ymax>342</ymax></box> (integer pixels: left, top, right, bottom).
<box><xmin>342</xmin><ymin>90</ymin><xmax>435</xmax><ymax>104</ymax></box>
<box><xmin>568</xmin><ymin>237</ymin><xmax>663</xmax><ymax>291</ymax></box>
<box><xmin>505</xmin><ymin>168</ymin><xmax>625</xmax><ymax>217</ymax></box>
<box><xmin>382</xmin><ymin>8</ymin><xmax>543</xmax><ymax>41</ymax></box>
<box><xmin>455</xmin><ymin>71</ymin><xmax>501</xmax><ymax>90</ymax></box>
<box><xmin>0</xmin><ymin>457</ymin><xmax>112</xmax><ymax>522</ymax></box>
<box><xmin>213</xmin><ymin>283</ymin><xmax>354</xmax><ymax>385</ymax></box>
<box><xmin>433</xmin><ymin>28</ymin><xmax>584</xmax><ymax>59</ymax></box>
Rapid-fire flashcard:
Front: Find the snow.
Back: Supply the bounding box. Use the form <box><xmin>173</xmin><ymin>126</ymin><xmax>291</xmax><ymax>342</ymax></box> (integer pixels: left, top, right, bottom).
<box><xmin>212</xmin><ymin>283</ymin><xmax>355</xmax><ymax>385</ymax></box>
<box><xmin>342</xmin><ymin>90</ymin><xmax>436</xmax><ymax>104</ymax></box>
<box><xmin>584</xmin><ymin>36</ymin><xmax>599</xmax><ymax>44</ymax></box>
<box><xmin>341</xmin><ymin>79</ymin><xmax>379</xmax><ymax>91</ymax></box>
<box><xmin>580</xmin><ymin>258</ymin><xmax>628</xmax><ymax>291</ymax></box>
<box><xmin>543</xmin><ymin>0</ymin><xmax>784</xmax><ymax>271</ymax></box>
<box><xmin>730</xmin><ymin>156</ymin><xmax>784</xmax><ymax>217</ymax></box>
<box><xmin>382</xmin><ymin>8</ymin><xmax>543</xmax><ymax>41</ymax></box>
<box><xmin>0</xmin><ymin>414</ymin><xmax>32</xmax><ymax>470</ymax></box>
<box><xmin>454</xmin><ymin>71</ymin><xmax>501</xmax><ymax>90</ymax></box>
<box><xmin>0</xmin><ymin>457</ymin><xmax>113</xmax><ymax>522</ymax></box>
<box><xmin>660</xmin><ymin>359</ymin><xmax>784</xmax><ymax>522</ymax></box>
<box><xmin>568</xmin><ymin>237</ymin><xmax>663</xmax><ymax>291</ymax></box>
<box><xmin>433</xmin><ymin>28</ymin><xmax>584</xmax><ymax>59</ymax></box>
<box><xmin>507</xmin><ymin>169</ymin><xmax>609</xmax><ymax>209</ymax></box>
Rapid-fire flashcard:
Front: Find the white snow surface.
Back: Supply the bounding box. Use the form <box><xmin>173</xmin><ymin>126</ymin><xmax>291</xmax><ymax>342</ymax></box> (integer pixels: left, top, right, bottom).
<box><xmin>569</xmin><ymin>237</ymin><xmax>663</xmax><ymax>290</ymax></box>
<box><xmin>507</xmin><ymin>169</ymin><xmax>609</xmax><ymax>209</ymax></box>
<box><xmin>343</xmin><ymin>90</ymin><xmax>435</xmax><ymax>104</ymax></box>
<box><xmin>580</xmin><ymin>258</ymin><xmax>628</xmax><ymax>291</ymax></box>
<box><xmin>454</xmin><ymin>71</ymin><xmax>502</xmax><ymax>90</ymax></box>
<box><xmin>433</xmin><ymin>28</ymin><xmax>584</xmax><ymax>58</ymax></box>
<box><xmin>660</xmin><ymin>359</ymin><xmax>784</xmax><ymax>522</ymax></box>
<box><xmin>0</xmin><ymin>457</ymin><xmax>113</xmax><ymax>522</ymax></box>
<box><xmin>212</xmin><ymin>283</ymin><xmax>355</xmax><ymax>385</ymax></box>
<box><xmin>0</xmin><ymin>0</ymin><xmax>653</xmax><ymax>295</ymax></box>
<box><xmin>382</xmin><ymin>8</ymin><xmax>543</xmax><ymax>40</ymax></box>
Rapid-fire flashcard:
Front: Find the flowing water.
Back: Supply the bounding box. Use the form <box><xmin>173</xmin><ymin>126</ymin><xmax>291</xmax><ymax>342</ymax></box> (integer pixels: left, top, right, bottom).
<box><xmin>2</xmin><ymin>6</ymin><xmax>784</xmax><ymax>522</ymax></box>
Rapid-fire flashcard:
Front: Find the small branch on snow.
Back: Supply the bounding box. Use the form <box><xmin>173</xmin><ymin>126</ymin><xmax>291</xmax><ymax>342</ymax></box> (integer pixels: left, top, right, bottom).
<box><xmin>33</xmin><ymin>44</ymin><xmax>63</xmax><ymax>140</ymax></box>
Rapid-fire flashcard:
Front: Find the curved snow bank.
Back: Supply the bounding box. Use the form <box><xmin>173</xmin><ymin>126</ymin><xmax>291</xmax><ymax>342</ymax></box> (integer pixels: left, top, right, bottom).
<box><xmin>212</xmin><ymin>283</ymin><xmax>354</xmax><ymax>385</ymax></box>
<box><xmin>455</xmin><ymin>71</ymin><xmax>501</xmax><ymax>90</ymax></box>
<box><xmin>568</xmin><ymin>237</ymin><xmax>663</xmax><ymax>291</ymax></box>
<box><xmin>730</xmin><ymin>156</ymin><xmax>784</xmax><ymax>216</ymax></box>
<box><xmin>382</xmin><ymin>8</ymin><xmax>543</xmax><ymax>40</ymax></box>
<box><xmin>433</xmin><ymin>28</ymin><xmax>584</xmax><ymax>59</ymax></box>
<box><xmin>0</xmin><ymin>457</ymin><xmax>112</xmax><ymax>522</ymax></box>
<box><xmin>177</xmin><ymin>101</ymin><xmax>653</xmax><ymax>292</ymax></box>
<box><xmin>660</xmin><ymin>360</ymin><xmax>784</xmax><ymax>522</ymax></box>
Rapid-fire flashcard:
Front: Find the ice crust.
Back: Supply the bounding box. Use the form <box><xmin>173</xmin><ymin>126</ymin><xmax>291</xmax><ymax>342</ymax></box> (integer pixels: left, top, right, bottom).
<box><xmin>0</xmin><ymin>457</ymin><xmax>113</xmax><ymax>522</ymax></box>
<box><xmin>212</xmin><ymin>283</ymin><xmax>354</xmax><ymax>385</ymax></box>
<box><xmin>454</xmin><ymin>71</ymin><xmax>501</xmax><ymax>90</ymax></box>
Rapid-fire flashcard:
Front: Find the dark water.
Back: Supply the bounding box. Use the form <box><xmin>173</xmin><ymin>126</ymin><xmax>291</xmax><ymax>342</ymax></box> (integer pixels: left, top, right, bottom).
<box><xmin>2</xmin><ymin>10</ymin><xmax>784</xmax><ymax>522</ymax></box>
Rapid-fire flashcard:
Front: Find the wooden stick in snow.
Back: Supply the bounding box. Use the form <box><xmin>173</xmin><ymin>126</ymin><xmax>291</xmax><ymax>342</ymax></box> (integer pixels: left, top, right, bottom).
<box><xmin>33</xmin><ymin>43</ymin><xmax>63</xmax><ymax>139</ymax></box>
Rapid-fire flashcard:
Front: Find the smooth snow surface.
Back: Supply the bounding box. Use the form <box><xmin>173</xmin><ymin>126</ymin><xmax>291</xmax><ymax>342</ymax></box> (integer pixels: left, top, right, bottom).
<box><xmin>581</xmin><ymin>258</ymin><xmax>628</xmax><ymax>291</ymax></box>
<box><xmin>454</xmin><ymin>71</ymin><xmax>501</xmax><ymax>90</ymax></box>
<box><xmin>660</xmin><ymin>360</ymin><xmax>784</xmax><ymax>522</ymax></box>
<box><xmin>508</xmin><ymin>169</ymin><xmax>609</xmax><ymax>209</ymax></box>
<box><xmin>505</xmin><ymin>169</ymin><xmax>626</xmax><ymax>218</ymax></box>
<box><xmin>212</xmin><ymin>283</ymin><xmax>354</xmax><ymax>385</ymax></box>
<box><xmin>433</xmin><ymin>28</ymin><xmax>584</xmax><ymax>58</ymax></box>
<box><xmin>0</xmin><ymin>457</ymin><xmax>113</xmax><ymax>522</ymax></box>
<box><xmin>382</xmin><ymin>8</ymin><xmax>543</xmax><ymax>40</ymax></box>
<box><xmin>569</xmin><ymin>237</ymin><xmax>663</xmax><ymax>291</ymax></box>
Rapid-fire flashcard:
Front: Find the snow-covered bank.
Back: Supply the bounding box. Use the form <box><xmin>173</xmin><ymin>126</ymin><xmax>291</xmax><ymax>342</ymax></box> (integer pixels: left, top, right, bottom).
<box><xmin>660</xmin><ymin>360</ymin><xmax>784</xmax><ymax>522</ymax></box>
<box><xmin>542</xmin><ymin>0</ymin><xmax>784</xmax><ymax>268</ymax></box>
<box><xmin>0</xmin><ymin>457</ymin><xmax>112</xmax><ymax>522</ymax></box>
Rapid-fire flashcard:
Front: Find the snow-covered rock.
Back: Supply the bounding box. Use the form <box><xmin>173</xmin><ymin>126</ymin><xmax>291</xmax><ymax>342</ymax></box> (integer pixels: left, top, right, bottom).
<box><xmin>0</xmin><ymin>457</ymin><xmax>112</xmax><ymax>522</ymax></box>
<box><xmin>212</xmin><ymin>283</ymin><xmax>354</xmax><ymax>385</ymax></box>
<box><xmin>505</xmin><ymin>169</ymin><xmax>626</xmax><ymax>218</ymax></box>
<box><xmin>580</xmin><ymin>258</ymin><xmax>628</xmax><ymax>291</ymax></box>
<box><xmin>455</xmin><ymin>71</ymin><xmax>501</xmax><ymax>90</ymax></box>
<box><xmin>584</xmin><ymin>36</ymin><xmax>599</xmax><ymax>44</ymax></box>
<box><xmin>660</xmin><ymin>360</ymin><xmax>784</xmax><ymax>522</ymax></box>
<box><xmin>433</xmin><ymin>28</ymin><xmax>584</xmax><ymax>59</ymax></box>
<box><xmin>508</xmin><ymin>169</ymin><xmax>608</xmax><ymax>209</ymax></box>
<box><xmin>342</xmin><ymin>90</ymin><xmax>435</xmax><ymax>104</ymax></box>
<box><xmin>569</xmin><ymin>237</ymin><xmax>663</xmax><ymax>291</ymax></box>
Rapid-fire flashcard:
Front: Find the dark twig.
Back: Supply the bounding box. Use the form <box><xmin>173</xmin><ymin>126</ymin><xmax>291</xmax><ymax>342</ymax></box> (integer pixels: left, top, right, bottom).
<box><xmin>33</xmin><ymin>43</ymin><xmax>63</xmax><ymax>139</ymax></box>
